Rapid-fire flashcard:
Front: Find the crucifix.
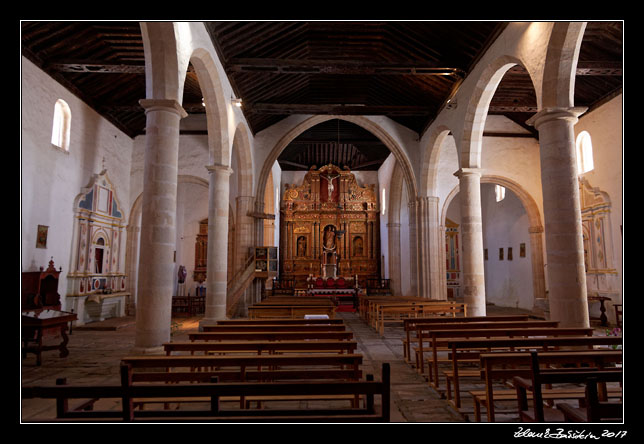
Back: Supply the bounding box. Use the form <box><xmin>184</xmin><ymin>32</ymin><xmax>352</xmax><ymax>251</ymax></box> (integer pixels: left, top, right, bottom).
<box><xmin>326</xmin><ymin>172</ymin><xmax>340</xmax><ymax>197</ymax></box>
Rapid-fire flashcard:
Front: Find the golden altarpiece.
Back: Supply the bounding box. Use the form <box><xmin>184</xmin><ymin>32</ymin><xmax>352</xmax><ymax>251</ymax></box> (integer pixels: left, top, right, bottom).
<box><xmin>280</xmin><ymin>164</ymin><xmax>380</xmax><ymax>288</ymax></box>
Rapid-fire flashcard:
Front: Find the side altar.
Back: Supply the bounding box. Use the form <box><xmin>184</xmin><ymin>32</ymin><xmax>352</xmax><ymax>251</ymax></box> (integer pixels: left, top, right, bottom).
<box><xmin>280</xmin><ymin>164</ymin><xmax>380</xmax><ymax>288</ymax></box>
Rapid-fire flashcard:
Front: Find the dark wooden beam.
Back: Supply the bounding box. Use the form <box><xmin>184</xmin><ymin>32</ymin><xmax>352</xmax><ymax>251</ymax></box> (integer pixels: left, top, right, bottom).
<box><xmin>226</xmin><ymin>58</ymin><xmax>465</xmax><ymax>77</ymax></box>
<box><xmin>246</xmin><ymin>103</ymin><xmax>433</xmax><ymax>116</ymax></box>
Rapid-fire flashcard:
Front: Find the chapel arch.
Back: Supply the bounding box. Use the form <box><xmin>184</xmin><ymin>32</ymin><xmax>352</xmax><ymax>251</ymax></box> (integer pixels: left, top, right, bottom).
<box><xmin>256</xmin><ymin>115</ymin><xmax>418</xmax><ymax>207</ymax></box>
<box><xmin>440</xmin><ymin>175</ymin><xmax>546</xmax><ymax>310</ymax></box>
<box><xmin>421</xmin><ymin>125</ymin><xmax>458</xmax><ymax>196</ymax></box>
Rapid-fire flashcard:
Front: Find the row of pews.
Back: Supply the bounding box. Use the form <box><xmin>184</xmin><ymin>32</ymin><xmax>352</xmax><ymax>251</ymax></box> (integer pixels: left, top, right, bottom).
<box><xmin>21</xmin><ymin>305</ymin><xmax>390</xmax><ymax>423</ymax></box>
<box><xmin>399</xmin><ymin>314</ymin><xmax>623</xmax><ymax>422</ymax></box>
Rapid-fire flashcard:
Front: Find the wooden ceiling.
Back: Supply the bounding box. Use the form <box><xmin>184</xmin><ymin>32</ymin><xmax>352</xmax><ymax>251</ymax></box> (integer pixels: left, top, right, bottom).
<box><xmin>21</xmin><ymin>21</ymin><xmax>622</xmax><ymax>171</ymax></box>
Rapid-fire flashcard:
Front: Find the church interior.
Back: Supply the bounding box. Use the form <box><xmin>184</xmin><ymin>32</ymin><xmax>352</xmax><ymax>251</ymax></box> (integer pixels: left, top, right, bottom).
<box><xmin>21</xmin><ymin>21</ymin><xmax>623</xmax><ymax>424</ymax></box>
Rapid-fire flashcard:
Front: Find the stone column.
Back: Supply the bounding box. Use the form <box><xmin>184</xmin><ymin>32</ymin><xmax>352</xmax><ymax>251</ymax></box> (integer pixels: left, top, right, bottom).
<box><xmin>454</xmin><ymin>168</ymin><xmax>486</xmax><ymax>316</ymax></box>
<box><xmin>134</xmin><ymin>99</ymin><xmax>186</xmax><ymax>353</ymax></box>
<box><xmin>387</xmin><ymin>222</ymin><xmax>402</xmax><ymax>296</ymax></box>
<box><xmin>527</xmin><ymin>107</ymin><xmax>589</xmax><ymax>327</ymax></box>
<box><xmin>201</xmin><ymin>163</ymin><xmax>233</xmax><ymax>326</ymax></box>
<box><xmin>416</xmin><ymin>197</ymin><xmax>430</xmax><ymax>299</ymax></box>
<box><xmin>407</xmin><ymin>200</ymin><xmax>419</xmax><ymax>296</ymax></box>
<box><xmin>426</xmin><ymin>196</ymin><xmax>444</xmax><ymax>300</ymax></box>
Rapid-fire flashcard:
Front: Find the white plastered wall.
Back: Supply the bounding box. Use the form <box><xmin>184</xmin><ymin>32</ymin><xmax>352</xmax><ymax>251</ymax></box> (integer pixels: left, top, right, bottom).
<box><xmin>21</xmin><ymin>57</ymin><xmax>134</xmax><ymax>311</ymax></box>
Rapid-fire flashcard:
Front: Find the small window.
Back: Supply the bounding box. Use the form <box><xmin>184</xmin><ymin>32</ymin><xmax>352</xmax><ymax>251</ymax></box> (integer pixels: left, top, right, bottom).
<box><xmin>381</xmin><ymin>188</ymin><xmax>386</xmax><ymax>215</ymax></box>
<box><xmin>495</xmin><ymin>185</ymin><xmax>506</xmax><ymax>202</ymax></box>
<box><xmin>51</xmin><ymin>99</ymin><xmax>71</xmax><ymax>151</ymax></box>
<box><xmin>576</xmin><ymin>131</ymin><xmax>594</xmax><ymax>175</ymax></box>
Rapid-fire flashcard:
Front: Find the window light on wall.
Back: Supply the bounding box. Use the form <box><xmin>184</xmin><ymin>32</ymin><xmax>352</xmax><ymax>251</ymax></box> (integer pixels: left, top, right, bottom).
<box><xmin>51</xmin><ymin>99</ymin><xmax>71</xmax><ymax>151</ymax></box>
<box><xmin>576</xmin><ymin>131</ymin><xmax>594</xmax><ymax>175</ymax></box>
<box><xmin>381</xmin><ymin>188</ymin><xmax>386</xmax><ymax>215</ymax></box>
<box><xmin>495</xmin><ymin>184</ymin><xmax>506</xmax><ymax>202</ymax></box>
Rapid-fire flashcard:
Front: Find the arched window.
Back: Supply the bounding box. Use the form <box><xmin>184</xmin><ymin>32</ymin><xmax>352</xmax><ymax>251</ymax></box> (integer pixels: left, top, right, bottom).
<box><xmin>495</xmin><ymin>184</ymin><xmax>506</xmax><ymax>202</ymax></box>
<box><xmin>51</xmin><ymin>99</ymin><xmax>71</xmax><ymax>151</ymax></box>
<box><xmin>381</xmin><ymin>188</ymin><xmax>386</xmax><ymax>215</ymax></box>
<box><xmin>576</xmin><ymin>131</ymin><xmax>594</xmax><ymax>175</ymax></box>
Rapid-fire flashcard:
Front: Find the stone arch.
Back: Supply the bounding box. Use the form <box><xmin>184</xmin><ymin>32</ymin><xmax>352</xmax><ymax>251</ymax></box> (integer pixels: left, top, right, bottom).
<box><xmin>440</xmin><ymin>174</ymin><xmax>546</xmax><ymax>307</ymax></box>
<box><xmin>189</xmin><ymin>48</ymin><xmax>230</xmax><ymax>166</ymax></box>
<box><xmin>460</xmin><ymin>55</ymin><xmax>537</xmax><ymax>169</ymax></box>
<box><xmin>140</xmin><ymin>22</ymin><xmax>182</xmax><ymax>101</ymax></box>
<box><xmin>125</xmin><ymin>175</ymin><xmax>210</xmax><ymax>308</ymax></box>
<box><xmin>256</xmin><ymin>115</ymin><xmax>418</xmax><ymax>207</ymax></box>
<box><xmin>231</xmin><ymin>122</ymin><xmax>254</xmax><ymax>198</ymax></box>
<box><xmin>542</xmin><ymin>22</ymin><xmax>587</xmax><ymax>109</ymax></box>
<box><xmin>422</xmin><ymin>125</ymin><xmax>457</xmax><ymax>196</ymax></box>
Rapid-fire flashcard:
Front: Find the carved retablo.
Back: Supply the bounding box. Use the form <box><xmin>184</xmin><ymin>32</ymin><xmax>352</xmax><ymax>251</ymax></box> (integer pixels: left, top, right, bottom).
<box><xmin>280</xmin><ymin>164</ymin><xmax>380</xmax><ymax>287</ymax></box>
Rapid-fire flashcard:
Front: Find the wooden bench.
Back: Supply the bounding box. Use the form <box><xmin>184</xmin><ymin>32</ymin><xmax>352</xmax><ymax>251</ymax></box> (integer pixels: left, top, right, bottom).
<box><xmin>201</xmin><ymin>324</ymin><xmax>346</xmax><ymax>332</ymax></box>
<box><xmin>472</xmin><ymin>350</ymin><xmax>623</xmax><ymax>422</ymax></box>
<box><xmin>248</xmin><ymin>304</ymin><xmax>337</xmax><ymax>319</ymax></box>
<box><xmin>514</xmin><ymin>351</ymin><xmax>622</xmax><ymax>422</ymax></box>
<box><xmin>163</xmin><ymin>339</ymin><xmax>359</xmax><ymax>356</ymax></box>
<box><xmin>426</xmin><ymin>326</ymin><xmax>590</xmax><ymax>389</ymax></box>
<box><xmin>557</xmin><ymin>376</ymin><xmax>623</xmax><ymax>422</ymax></box>
<box><xmin>188</xmin><ymin>331</ymin><xmax>354</xmax><ymax>342</ymax></box>
<box><xmin>402</xmin><ymin>315</ymin><xmax>532</xmax><ymax>363</ymax></box>
<box><xmin>444</xmin><ymin>335</ymin><xmax>623</xmax><ymax>410</ymax></box>
<box><xmin>21</xmin><ymin>362</ymin><xmax>391</xmax><ymax>423</ymax></box>
<box><xmin>121</xmin><ymin>353</ymin><xmax>364</xmax><ymax>409</ymax></box>
<box><xmin>414</xmin><ymin>320</ymin><xmax>560</xmax><ymax>377</ymax></box>
<box><xmin>215</xmin><ymin>318</ymin><xmax>344</xmax><ymax>325</ymax></box>
<box><xmin>374</xmin><ymin>302</ymin><xmax>467</xmax><ymax>336</ymax></box>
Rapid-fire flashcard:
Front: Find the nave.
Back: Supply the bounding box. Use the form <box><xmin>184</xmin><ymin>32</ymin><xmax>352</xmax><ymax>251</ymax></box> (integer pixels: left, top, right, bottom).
<box><xmin>22</xmin><ymin>302</ymin><xmax>618</xmax><ymax>424</ymax></box>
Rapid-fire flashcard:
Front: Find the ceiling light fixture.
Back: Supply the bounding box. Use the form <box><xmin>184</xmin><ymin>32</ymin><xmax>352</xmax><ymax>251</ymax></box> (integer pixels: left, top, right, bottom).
<box><xmin>231</xmin><ymin>95</ymin><xmax>243</xmax><ymax>107</ymax></box>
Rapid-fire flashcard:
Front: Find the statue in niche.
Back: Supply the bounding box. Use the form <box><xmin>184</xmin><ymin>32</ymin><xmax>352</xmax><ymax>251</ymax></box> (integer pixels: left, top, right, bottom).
<box><xmin>297</xmin><ymin>236</ymin><xmax>307</xmax><ymax>257</ymax></box>
<box><xmin>178</xmin><ymin>265</ymin><xmax>187</xmax><ymax>284</ymax></box>
<box><xmin>323</xmin><ymin>225</ymin><xmax>336</xmax><ymax>250</ymax></box>
<box><xmin>353</xmin><ymin>236</ymin><xmax>364</xmax><ymax>256</ymax></box>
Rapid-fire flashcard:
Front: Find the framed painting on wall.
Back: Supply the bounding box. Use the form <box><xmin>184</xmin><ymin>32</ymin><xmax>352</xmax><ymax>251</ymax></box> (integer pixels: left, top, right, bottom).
<box><xmin>36</xmin><ymin>225</ymin><xmax>48</xmax><ymax>249</ymax></box>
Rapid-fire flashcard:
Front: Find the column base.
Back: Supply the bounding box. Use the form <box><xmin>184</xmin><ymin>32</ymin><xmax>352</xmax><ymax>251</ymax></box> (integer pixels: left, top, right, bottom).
<box><xmin>129</xmin><ymin>345</ymin><xmax>164</xmax><ymax>355</ymax></box>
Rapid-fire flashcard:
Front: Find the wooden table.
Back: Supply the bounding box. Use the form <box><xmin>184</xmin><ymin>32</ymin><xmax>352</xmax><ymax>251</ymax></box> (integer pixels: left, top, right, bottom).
<box><xmin>22</xmin><ymin>309</ymin><xmax>77</xmax><ymax>365</ymax></box>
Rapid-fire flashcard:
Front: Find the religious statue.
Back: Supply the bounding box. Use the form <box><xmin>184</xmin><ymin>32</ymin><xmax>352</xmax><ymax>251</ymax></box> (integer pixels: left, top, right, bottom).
<box><xmin>323</xmin><ymin>225</ymin><xmax>336</xmax><ymax>250</ymax></box>
<box><xmin>178</xmin><ymin>265</ymin><xmax>187</xmax><ymax>284</ymax></box>
<box><xmin>326</xmin><ymin>173</ymin><xmax>340</xmax><ymax>199</ymax></box>
<box><xmin>297</xmin><ymin>236</ymin><xmax>307</xmax><ymax>257</ymax></box>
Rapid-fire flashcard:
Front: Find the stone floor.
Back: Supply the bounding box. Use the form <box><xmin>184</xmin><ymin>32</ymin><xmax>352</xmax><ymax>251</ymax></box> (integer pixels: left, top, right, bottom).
<box><xmin>21</xmin><ymin>303</ymin><xmax>605</xmax><ymax>423</ymax></box>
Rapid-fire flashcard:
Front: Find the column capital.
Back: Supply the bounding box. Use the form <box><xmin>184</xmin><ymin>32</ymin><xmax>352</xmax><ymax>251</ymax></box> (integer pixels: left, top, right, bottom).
<box><xmin>139</xmin><ymin>99</ymin><xmax>188</xmax><ymax>118</ymax></box>
<box><xmin>528</xmin><ymin>225</ymin><xmax>544</xmax><ymax>234</ymax></box>
<box><xmin>453</xmin><ymin>167</ymin><xmax>483</xmax><ymax>179</ymax></box>
<box><xmin>526</xmin><ymin>106</ymin><xmax>588</xmax><ymax>130</ymax></box>
<box><xmin>387</xmin><ymin>222</ymin><xmax>401</xmax><ymax>228</ymax></box>
<box><xmin>205</xmin><ymin>163</ymin><xmax>234</xmax><ymax>176</ymax></box>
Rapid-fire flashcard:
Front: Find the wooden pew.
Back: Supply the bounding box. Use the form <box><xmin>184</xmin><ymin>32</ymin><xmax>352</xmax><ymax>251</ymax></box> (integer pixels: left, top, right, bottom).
<box><xmin>402</xmin><ymin>315</ymin><xmax>532</xmax><ymax>363</ymax></box>
<box><xmin>248</xmin><ymin>304</ymin><xmax>337</xmax><ymax>319</ymax></box>
<box><xmin>415</xmin><ymin>320</ymin><xmax>560</xmax><ymax>376</ymax></box>
<box><xmin>472</xmin><ymin>350</ymin><xmax>623</xmax><ymax>422</ymax></box>
<box><xmin>21</xmin><ymin>362</ymin><xmax>391</xmax><ymax>423</ymax></box>
<box><xmin>374</xmin><ymin>301</ymin><xmax>467</xmax><ymax>336</ymax></box>
<box><xmin>444</xmin><ymin>335</ymin><xmax>623</xmax><ymax>410</ymax></box>
<box><xmin>188</xmin><ymin>331</ymin><xmax>354</xmax><ymax>342</ymax></box>
<box><xmin>201</xmin><ymin>324</ymin><xmax>346</xmax><ymax>332</ymax></box>
<box><xmin>121</xmin><ymin>353</ymin><xmax>364</xmax><ymax>409</ymax></box>
<box><xmin>215</xmin><ymin>318</ymin><xmax>344</xmax><ymax>325</ymax></box>
<box><xmin>514</xmin><ymin>351</ymin><xmax>622</xmax><ymax>422</ymax></box>
<box><xmin>427</xmin><ymin>326</ymin><xmax>590</xmax><ymax>389</ymax></box>
<box><xmin>557</xmin><ymin>376</ymin><xmax>623</xmax><ymax>422</ymax></box>
<box><xmin>163</xmin><ymin>339</ymin><xmax>359</xmax><ymax>356</ymax></box>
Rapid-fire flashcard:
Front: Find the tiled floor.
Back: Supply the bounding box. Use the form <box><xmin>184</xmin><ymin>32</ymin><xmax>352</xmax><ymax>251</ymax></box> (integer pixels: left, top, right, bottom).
<box><xmin>21</xmin><ymin>304</ymin><xmax>603</xmax><ymax>423</ymax></box>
